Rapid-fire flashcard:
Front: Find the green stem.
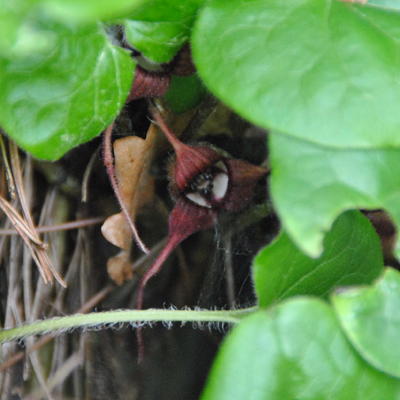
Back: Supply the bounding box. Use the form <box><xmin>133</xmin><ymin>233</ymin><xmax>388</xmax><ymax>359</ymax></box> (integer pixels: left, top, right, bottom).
<box><xmin>0</xmin><ymin>307</ymin><xmax>258</xmax><ymax>343</ymax></box>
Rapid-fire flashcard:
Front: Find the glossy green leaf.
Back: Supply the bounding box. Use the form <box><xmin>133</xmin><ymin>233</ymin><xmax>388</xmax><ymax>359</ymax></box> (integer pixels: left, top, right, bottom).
<box><xmin>254</xmin><ymin>211</ymin><xmax>383</xmax><ymax>308</ymax></box>
<box><xmin>366</xmin><ymin>0</ymin><xmax>400</xmax><ymax>11</ymax></box>
<box><xmin>163</xmin><ymin>75</ymin><xmax>205</xmax><ymax>113</ymax></box>
<box><xmin>40</xmin><ymin>0</ymin><xmax>146</xmax><ymax>22</ymax></box>
<box><xmin>333</xmin><ymin>268</ymin><xmax>400</xmax><ymax>378</ymax></box>
<box><xmin>0</xmin><ymin>23</ymin><xmax>134</xmax><ymax>160</ymax></box>
<box><xmin>202</xmin><ymin>299</ymin><xmax>400</xmax><ymax>400</ymax></box>
<box><xmin>269</xmin><ymin>133</ymin><xmax>400</xmax><ymax>258</ymax></box>
<box><xmin>192</xmin><ymin>0</ymin><xmax>400</xmax><ymax>149</ymax></box>
<box><xmin>0</xmin><ymin>0</ymin><xmax>54</xmax><ymax>58</ymax></box>
<box><xmin>124</xmin><ymin>20</ymin><xmax>188</xmax><ymax>64</ymax></box>
<box><xmin>124</xmin><ymin>0</ymin><xmax>203</xmax><ymax>63</ymax></box>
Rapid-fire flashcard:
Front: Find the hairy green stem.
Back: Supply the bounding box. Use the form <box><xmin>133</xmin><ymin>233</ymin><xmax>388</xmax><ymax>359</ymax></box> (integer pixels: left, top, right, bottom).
<box><xmin>0</xmin><ymin>307</ymin><xmax>258</xmax><ymax>343</ymax></box>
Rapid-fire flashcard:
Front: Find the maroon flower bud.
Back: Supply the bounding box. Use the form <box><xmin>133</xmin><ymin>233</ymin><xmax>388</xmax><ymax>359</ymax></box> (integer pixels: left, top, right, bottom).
<box><xmin>127</xmin><ymin>66</ymin><xmax>171</xmax><ymax>102</ymax></box>
<box><xmin>136</xmin><ymin>194</ymin><xmax>216</xmax><ymax>361</ymax></box>
<box><xmin>223</xmin><ymin>159</ymin><xmax>267</xmax><ymax>212</ymax></box>
<box><xmin>152</xmin><ymin>109</ymin><xmax>267</xmax><ymax>212</ymax></box>
<box><xmin>136</xmin><ymin>197</ymin><xmax>216</xmax><ymax>311</ymax></box>
<box><xmin>155</xmin><ymin>113</ymin><xmax>222</xmax><ymax>192</ymax></box>
<box><xmin>135</xmin><ymin>108</ymin><xmax>268</xmax><ymax>360</ymax></box>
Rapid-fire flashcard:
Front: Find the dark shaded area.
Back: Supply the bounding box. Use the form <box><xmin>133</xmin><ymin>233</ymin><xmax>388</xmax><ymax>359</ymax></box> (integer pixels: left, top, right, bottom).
<box><xmin>0</xmin><ymin>99</ymin><xmax>275</xmax><ymax>399</ymax></box>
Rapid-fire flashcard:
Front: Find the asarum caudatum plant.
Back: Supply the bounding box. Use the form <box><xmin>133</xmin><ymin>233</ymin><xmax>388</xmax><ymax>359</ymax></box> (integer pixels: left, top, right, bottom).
<box><xmin>134</xmin><ymin>106</ymin><xmax>267</xmax><ymax>358</ymax></box>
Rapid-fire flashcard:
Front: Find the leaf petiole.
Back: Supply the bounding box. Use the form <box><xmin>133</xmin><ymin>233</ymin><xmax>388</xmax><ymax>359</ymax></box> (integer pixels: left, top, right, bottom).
<box><xmin>0</xmin><ymin>307</ymin><xmax>257</xmax><ymax>343</ymax></box>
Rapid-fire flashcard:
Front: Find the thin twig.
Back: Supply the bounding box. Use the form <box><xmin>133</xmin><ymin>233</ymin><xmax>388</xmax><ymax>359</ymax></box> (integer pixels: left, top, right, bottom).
<box><xmin>46</xmin><ymin>351</ymin><xmax>83</xmax><ymax>392</ymax></box>
<box><xmin>0</xmin><ymin>285</ymin><xmax>113</xmax><ymax>373</ymax></box>
<box><xmin>0</xmin><ymin>197</ymin><xmax>45</xmax><ymax>246</ymax></box>
<box><xmin>9</xmin><ymin>143</ymin><xmax>36</xmax><ymax>228</ymax></box>
<box><xmin>0</xmin><ymin>135</ymin><xmax>16</xmax><ymax>199</ymax></box>
<box><xmin>0</xmin><ymin>217</ymin><xmax>105</xmax><ymax>235</ymax></box>
<box><xmin>81</xmin><ymin>148</ymin><xmax>100</xmax><ymax>203</ymax></box>
<box><xmin>0</xmin><ymin>196</ymin><xmax>52</xmax><ymax>284</ymax></box>
<box><xmin>223</xmin><ymin>232</ymin><xmax>236</xmax><ymax>308</ymax></box>
<box><xmin>8</xmin><ymin>143</ymin><xmax>66</xmax><ymax>287</ymax></box>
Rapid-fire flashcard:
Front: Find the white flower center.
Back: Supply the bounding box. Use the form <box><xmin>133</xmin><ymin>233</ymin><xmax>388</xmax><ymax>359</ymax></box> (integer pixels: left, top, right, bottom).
<box><xmin>184</xmin><ymin>161</ymin><xmax>229</xmax><ymax>208</ymax></box>
<box><xmin>212</xmin><ymin>173</ymin><xmax>229</xmax><ymax>200</ymax></box>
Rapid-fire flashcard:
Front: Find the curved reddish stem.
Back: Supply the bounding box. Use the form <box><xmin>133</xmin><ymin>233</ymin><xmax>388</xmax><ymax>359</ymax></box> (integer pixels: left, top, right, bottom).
<box><xmin>150</xmin><ymin>106</ymin><xmax>183</xmax><ymax>152</ymax></box>
<box><xmin>135</xmin><ymin>235</ymin><xmax>181</xmax><ymax>310</ymax></box>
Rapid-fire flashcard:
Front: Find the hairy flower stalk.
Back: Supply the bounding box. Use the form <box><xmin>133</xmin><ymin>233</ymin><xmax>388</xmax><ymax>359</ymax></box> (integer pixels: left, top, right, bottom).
<box><xmin>135</xmin><ymin>107</ymin><xmax>267</xmax><ymax>360</ymax></box>
<box><xmin>127</xmin><ymin>66</ymin><xmax>171</xmax><ymax>102</ymax></box>
<box><xmin>136</xmin><ymin>198</ymin><xmax>215</xmax><ymax>312</ymax></box>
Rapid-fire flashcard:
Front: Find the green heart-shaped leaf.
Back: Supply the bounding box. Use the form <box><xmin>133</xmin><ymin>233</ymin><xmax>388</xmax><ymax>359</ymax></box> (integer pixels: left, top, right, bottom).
<box><xmin>192</xmin><ymin>0</ymin><xmax>400</xmax><ymax>149</ymax></box>
<box><xmin>269</xmin><ymin>133</ymin><xmax>400</xmax><ymax>258</ymax></box>
<box><xmin>202</xmin><ymin>299</ymin><xmax>400</xmax><ymax>400</ymax></box>
<box><xmin>40</xmin><ymin>0</ymin><xmax>145</xmax><ymax>22</ymax></box>
<box><xmin>367</xmin><ymin>0</ymin><xmax>400</xmax><ymax>12</ymax></box>
<box><xmin>333</xmin><ymin>268</ymin><xmax>400</xmax><ymax>378</ymax></box>
<box><xmin>0</xmin><ymin>22</ymin><xmax>134</xmax><ymax>160</ymax></box>
<box><xmin>254</xmin><ymin>211</ymin><xmax>383</xmax><ymax>307</ymax></box>
<box><xmin>0</xmin><ymin>0</ymin><xmax>54</xmax><ymax>59</ymax></box>
<box><xmin>124</xmin><ymin>0</ymin><xmax>204</xmax><ymax>63</ymax></box>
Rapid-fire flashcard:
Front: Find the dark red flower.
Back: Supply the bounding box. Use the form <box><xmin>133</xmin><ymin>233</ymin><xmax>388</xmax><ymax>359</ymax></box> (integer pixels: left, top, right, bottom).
<box><xmin>135</xmin><ymin>108</ymin><xmax>268</xmax><ymax>360</ymax></box>
<box><xmin>127</xmin><ymin>66</ymin><xmax>171</xmax><ymax>102</ymax></box>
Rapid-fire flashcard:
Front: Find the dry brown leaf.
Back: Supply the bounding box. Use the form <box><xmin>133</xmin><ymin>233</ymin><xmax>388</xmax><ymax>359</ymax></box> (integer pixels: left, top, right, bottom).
<box><xmin>113</xmin><ymin>136</ymin><xmax>146</xmax><ymax>206</ymax></box>
<box><xmin>101</xmin><ymin>124</ymin><xmax>157</xmax><ymax>250</ymax></box>
<box><xmin>101</xmin><ymin>213</ymin><xmax>131</xmax><ymax>250</ymax></box>
<box><xmin>107</xmin><ymin>251</ymin><xmax>133</xmax><ymax>285</ymax></box>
